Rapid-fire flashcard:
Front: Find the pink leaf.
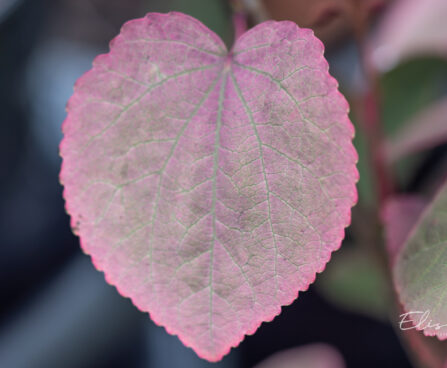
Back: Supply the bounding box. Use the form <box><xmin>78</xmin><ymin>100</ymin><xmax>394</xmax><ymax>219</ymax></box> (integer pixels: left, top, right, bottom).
<box><xmin>60</xmin><ymin>12</ymin><xmax>358</xmax><ymax>361</ymax></box>
<box><xmin>370</xmin><ymin>0</ymin><xmax>447</xmax><ymax>71</ymax></box>
<box><xmin>394</xmin><ymin>181</ymin><xmax>447</xmax><ymax>340</ymax></box>
<box><xmin>385</xmin><ymin>97</ymin><xmax>447</xmax><ymax>163</ymax></box>
<box><xmin>382</xmin><ymin>195</ymin><xmax>427</xmax><ymax>265</ymax></box>
<box><xmin>253</xmin><ymin>343</ymin><xmax>345</xmax><ymax>368</ymax></box>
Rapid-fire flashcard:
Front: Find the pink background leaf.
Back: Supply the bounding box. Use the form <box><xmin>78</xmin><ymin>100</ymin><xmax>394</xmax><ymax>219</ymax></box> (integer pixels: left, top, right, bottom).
<box><xmin>370</xmin><ymin>0</ymin><xmax>447</xmax><ymax>71</ymax></box>
<box><xmin>394</xmin><ymin>181</ymin><xmax>447</xmax><ymax>340</ymax></box>
<box><xmin>253</xmin><ymin>343</ymin><xmax>345</xmax><ymax>368</ymax></box>
<box><xmin>60</xmin><ymin>12</ymin><xmax>358</xmax><ymax>361</ymax></box>
<box><xmin>382</xmin><ymin>196</ymin><xmax>447</xmax><ymax>367</ymax></box>
<box><xmin>382</xmin><ymin>195</ymin><xmax>427</xmax><ymax>265</ymax></box>
<box><xmin>385</xmin><ymin>97</ymin><xmax>447</xmax><ymax>163</ymax></box>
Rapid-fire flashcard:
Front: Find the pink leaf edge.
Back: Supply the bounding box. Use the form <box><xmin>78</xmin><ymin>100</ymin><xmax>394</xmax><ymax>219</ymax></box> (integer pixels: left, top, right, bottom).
<box><xmin>382</xmin><ymin>195</ymin><xmax>427</xmax><ymax>265</ymax></box>
<box><xmin>370</xmin><ymin>0</ymin><xmax>447</xmax><ymax>71</ymax></box>
<box><xmin>391</xmin><ymin>182</ymin><xmax>447</xmax><ymax>340</ymax></box>
<box><xmin>60</xmin><ymin>12</ymin><xmax>358</xmax><ymax>361</ymax></box>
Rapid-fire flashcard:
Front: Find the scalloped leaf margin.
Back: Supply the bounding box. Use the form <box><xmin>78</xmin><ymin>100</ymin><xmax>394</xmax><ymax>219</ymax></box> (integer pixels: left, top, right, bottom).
<box><xmin>394</xmin><ymin>182</ymin><xmax>447</xmax><ymax>340</ymax></box>
<box><xmin>60</xmin><ymin>12</ymin><xmax>358</xmax><ymax>361</ymax></box>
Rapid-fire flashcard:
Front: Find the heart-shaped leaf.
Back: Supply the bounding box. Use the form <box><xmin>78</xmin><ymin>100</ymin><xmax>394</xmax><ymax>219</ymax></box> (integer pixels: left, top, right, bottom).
<box><xmin>394</xmin><ymin>182</ymin><xmax>447</xmax><ymax>340</ymax></box>
<box><xmin>60</xmin><ymin>12</ymin><xmax>358</xmax><ymax>361</ymax></box>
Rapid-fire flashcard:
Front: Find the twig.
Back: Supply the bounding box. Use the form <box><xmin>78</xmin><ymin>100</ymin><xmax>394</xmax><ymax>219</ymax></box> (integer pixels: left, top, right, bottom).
<box><xmin>348</xmin><ymin>0</ymin><xmax>394</xmax><ymax>205</ymax></box>
<box><xmin>347</xmin><ymin>2</ymin><xmax>446</xmax><ymax>367</ymax></box>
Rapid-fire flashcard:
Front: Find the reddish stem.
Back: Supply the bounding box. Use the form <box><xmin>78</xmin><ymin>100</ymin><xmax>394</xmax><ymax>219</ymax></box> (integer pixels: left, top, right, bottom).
<box><xmin>232</xmin><ymin>11</ymin><xmax>248</xmax><ymax>42</ymax></box>
<box><xmin>230</xmin><ymin>0</ymin><xmax>248</xmax><ymax>44</ymax></box>
<box><xmin>348</xmin><ymin>2</ymin><xmax>446</xmax><ymax>368</ymax></box>
<box><xmin>362</xmin><ymin>81</ymin><xmax>394</xmax><ymax>204</ymax></box>
<box><xmin>348</xmin><ymin>0</ymin><xmax>393</xmax><ymax>205</ymax></box>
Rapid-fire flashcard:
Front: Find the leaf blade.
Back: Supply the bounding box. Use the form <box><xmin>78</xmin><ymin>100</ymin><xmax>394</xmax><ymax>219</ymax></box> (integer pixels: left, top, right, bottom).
<box><xmin>382</xmin><ymin>195</ymin><xmax>427</xmax><ymax>265</ymax></box>
<box><xmin>394</xmin><ymin>182</ymin><xmax>447</xmax><ymax>340</ymax></box>
<box><xmin>370</xmin><ymin>0</ymin><xmax>447</xmax><ymax>71</ymax></box>
<box><xmin>60</xmin><ymin>12</ymin><xmax>358</xmax><ymax>361</ymax></box>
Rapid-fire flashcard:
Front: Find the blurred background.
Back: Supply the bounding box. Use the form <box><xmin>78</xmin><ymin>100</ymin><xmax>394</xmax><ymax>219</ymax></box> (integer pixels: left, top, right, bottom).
<box><xmin>1</xmin><ymin>0</ymin><xmax>447</xmax><ymax>367</ymax></box>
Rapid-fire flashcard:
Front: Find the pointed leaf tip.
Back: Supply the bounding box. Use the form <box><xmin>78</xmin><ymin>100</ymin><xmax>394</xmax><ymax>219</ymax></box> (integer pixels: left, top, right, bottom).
<box><xmin>60</xmin><ymin>12</ymin><xmax>357</xmax><ymax>361</ymax></box>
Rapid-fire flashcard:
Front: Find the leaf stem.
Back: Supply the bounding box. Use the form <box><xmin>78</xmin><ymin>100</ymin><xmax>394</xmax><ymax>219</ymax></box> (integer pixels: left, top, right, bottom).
<box><xmin>230</xmin><ymin>0</ymin><xmax>248</xmax><ymax>43</ymax></box>
<box><xmin>348</xmin><ymin>0</ymin><xmax>394</xmax><ymax>205</ymax></box>
<box><xmin>347</xmin><ymin>2</ymin><xmax>447</xmax><ymax>367</ymax></box>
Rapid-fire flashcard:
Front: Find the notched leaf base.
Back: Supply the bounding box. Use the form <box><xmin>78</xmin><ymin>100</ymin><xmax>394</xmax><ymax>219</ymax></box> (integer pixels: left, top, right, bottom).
<box><xmin>60</xmin><ymin>12</ymin><xmax>358</xmax><ymax>361</ymax></box>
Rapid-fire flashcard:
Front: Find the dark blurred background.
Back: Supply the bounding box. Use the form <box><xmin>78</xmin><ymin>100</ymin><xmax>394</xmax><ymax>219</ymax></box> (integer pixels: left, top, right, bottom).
<box><xmin>1</xmin><ymin>0</ymin><xmax>447</xmax><ymax>367</ymax></box>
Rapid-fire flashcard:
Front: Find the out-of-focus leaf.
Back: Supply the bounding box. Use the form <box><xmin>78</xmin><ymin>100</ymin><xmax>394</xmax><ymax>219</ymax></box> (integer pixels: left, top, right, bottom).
<box><xmin>394</xmin><ymin>181</ymin><xmax>447</xmax><ymax>340</ymax></box>
<box><xmin>259</xmin><ymin>0</ymin><xmax>388</xmax><ymax>48</ymax></box>
<box><xmin>385</xmin><ymin>97</ymin><xmax>447</xmax><ymax>163</ymax></box>
<box><xmin>316</xmin><ymin>245</ymin><xmax>389</xmax><ymax>320</ymax></box>
<box><xmin>370</xmin><ymin>0</ymin><xmax>447</xmax><ymax>72</ymax></box>
<box><xmin>382</xmin><ymin>196</ymin><xmax>447</xmax><ymax>368</ymax></box>
<box><xmin>381</xmin><ymin>58</ymin><xmax>447</xmax><ymax>137</ymax></box>
<box><xmin>261</xmin><ymin>0</ymin><xmax>349</xmax><ymax>47</ymax></box>
<box><xmin>60</xmin><ymin>12</ymin><xmax>358</xmax><ymax>361</ymax></box>
<box><xmin>253</xmin><ymin>344</ymin><xmax>345</xmax><ymax>368</ymax></box>
<box><xmin>380</xmin><ymin>58</ymin><xmax>447</xmax><ymax>187</ymax></box>
<box><xmin>382</xmin><ymin>195</ymin><xmax>427</xmax><ymax>265</ymax></box>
